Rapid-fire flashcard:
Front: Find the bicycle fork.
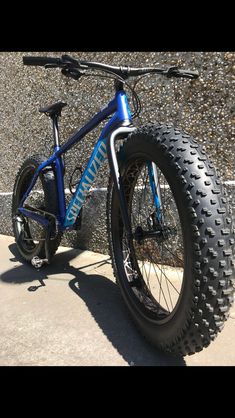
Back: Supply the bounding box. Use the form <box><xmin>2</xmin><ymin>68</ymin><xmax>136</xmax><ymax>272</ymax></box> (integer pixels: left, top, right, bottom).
<box><xmin>107</xmin><ymin>126</ymin><xmax>164</xmax><ymax>237</ymax></box>
<box><xmin>106</xmin><ymin>126</ymin><xmax>137</xmax><ymax>237</ymax></box>
<box><xmin>147</xmin><ymin>161</ymin><xmax>164</xmax><ymax>224</ymax></box>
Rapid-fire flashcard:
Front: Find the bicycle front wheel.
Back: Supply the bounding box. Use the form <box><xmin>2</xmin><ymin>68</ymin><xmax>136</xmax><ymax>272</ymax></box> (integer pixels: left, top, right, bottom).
<box><xmin>107</xmin><ymin>123</ymin><xmax>234</xmax><ymax>356</ymax></box>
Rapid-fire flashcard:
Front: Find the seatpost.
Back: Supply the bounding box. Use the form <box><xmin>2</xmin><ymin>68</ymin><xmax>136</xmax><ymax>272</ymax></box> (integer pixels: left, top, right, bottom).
<box><xmin>51</xmin><ymin>115</ymin><xmax>60</xmax><ymax>148</ymax></box>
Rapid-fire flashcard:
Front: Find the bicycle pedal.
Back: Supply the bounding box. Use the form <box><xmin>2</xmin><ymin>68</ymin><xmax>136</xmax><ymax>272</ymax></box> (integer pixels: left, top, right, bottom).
<box><xmin>31</xmin><ymin>256</ymin><xmax>49</xmax><ymax>269</ymax></box>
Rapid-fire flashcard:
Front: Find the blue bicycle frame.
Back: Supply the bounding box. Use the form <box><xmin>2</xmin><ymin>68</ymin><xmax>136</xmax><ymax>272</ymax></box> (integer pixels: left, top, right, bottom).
<box><xmin>18</xmin><ymin>87</ymin><xmax>161</xmax><ymax>236</ymax></box>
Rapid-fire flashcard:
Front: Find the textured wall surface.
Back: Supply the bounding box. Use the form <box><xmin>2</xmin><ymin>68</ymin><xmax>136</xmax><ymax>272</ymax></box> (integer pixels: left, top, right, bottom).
<box><xmin>0</xmin><ymin>52</ymin><xmax>234</xmax><ymax>253</ymax></box>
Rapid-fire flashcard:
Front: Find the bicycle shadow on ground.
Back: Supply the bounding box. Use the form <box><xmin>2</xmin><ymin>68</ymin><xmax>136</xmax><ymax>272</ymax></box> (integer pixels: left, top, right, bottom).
<box><xmin>2</xmin><ymin>243</ymin><xmax>186</xmax><ymax>366</ymax></box>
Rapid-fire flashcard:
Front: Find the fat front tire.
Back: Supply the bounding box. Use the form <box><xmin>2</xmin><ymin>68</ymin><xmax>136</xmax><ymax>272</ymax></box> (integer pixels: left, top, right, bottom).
<box><xmin>12</xmin><ymin>154</ymin><xmax>62</xmax><ymax>262</ymax></box>
<box><xmin>107</xmin><ymin>123</ymin><xmax>235</xmax><ymax>356</ymax></box>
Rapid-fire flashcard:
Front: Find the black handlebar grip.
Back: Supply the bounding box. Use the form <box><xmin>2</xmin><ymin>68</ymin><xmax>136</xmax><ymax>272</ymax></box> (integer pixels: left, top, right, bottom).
<box><xmin>23</xmin><ymin>56</ymin><xmax>61</xmax><ymax>66</ymax></box>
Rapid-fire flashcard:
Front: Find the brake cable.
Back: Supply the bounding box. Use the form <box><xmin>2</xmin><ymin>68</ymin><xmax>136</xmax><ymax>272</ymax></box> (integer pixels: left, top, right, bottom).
<box><xmin>84</xmin><ymin>71</ymin><xmax>142</xmax><ymax>118</ymax></box>
<box><xmin>61</xmin><ymin>64</ymin><xmax>143</xmax><ymax>119</ymax></box>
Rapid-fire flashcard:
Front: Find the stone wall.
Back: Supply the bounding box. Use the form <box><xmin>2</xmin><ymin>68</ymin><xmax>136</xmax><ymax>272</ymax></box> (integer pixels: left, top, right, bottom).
<box><xmin>0</xmin><ymin>52</ymin><xmax>234</xmax><ymax>253</ymax></box>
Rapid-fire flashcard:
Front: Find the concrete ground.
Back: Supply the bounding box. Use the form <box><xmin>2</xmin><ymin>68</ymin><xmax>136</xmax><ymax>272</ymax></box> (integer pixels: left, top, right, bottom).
<box><xmin>0</xmin><ymin>234</ymin><xmax>234</xmax><ymax>366</ymax></box>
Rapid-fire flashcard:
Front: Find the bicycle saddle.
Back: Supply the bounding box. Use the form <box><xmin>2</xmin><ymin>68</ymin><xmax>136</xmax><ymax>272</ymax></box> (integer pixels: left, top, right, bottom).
<box><xmin>39</xmin><ymin>101</ymin><xmax>67</xmax><ymax>117</ymax></box>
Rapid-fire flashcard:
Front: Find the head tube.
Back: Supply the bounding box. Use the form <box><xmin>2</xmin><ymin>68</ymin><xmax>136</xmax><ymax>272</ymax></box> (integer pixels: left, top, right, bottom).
<box><xmin>116</xmin><ymin>91</ymin><xmax>132</xmax><ymax>124</ymax></box>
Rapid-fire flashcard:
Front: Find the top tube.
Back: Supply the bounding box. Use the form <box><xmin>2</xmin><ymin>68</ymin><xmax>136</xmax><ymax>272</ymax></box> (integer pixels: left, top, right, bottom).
<box><xmin>56</xmin><ymin>88</ymin><xmax>132</xmax><ymax>158</ymax></box>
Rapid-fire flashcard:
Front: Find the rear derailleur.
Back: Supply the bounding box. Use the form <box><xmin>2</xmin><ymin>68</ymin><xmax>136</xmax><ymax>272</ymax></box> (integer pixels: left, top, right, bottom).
<box><xmin>16</xmin><ymin>205</ymin><xmax>59</xmax><ymax>268</ymax></box>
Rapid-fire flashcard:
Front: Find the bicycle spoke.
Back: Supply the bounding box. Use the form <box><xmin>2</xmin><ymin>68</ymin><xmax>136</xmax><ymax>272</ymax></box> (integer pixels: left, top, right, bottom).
<box><xmin>161</xmin><ymin>241</ymin><xmax>174</xmax><ymax>310</ymax></box>
<box><xmin>121</xmin><ymin>158</ymin><xmax>184</xmax><ymax>319</ymax></box>
<box><xmin>146</xmin><ymin>249</ymin><xmax>180</xmax><ymax>295</ymax></box>
<box><xmin>140</xmin><ymin>236</ymin><xmax>171</xmax><ymax>311</ymax></box>
<box><xmin>161</xmin><ymin>242</ymin><xmax>183</xmax><ymax>265</ymax></box>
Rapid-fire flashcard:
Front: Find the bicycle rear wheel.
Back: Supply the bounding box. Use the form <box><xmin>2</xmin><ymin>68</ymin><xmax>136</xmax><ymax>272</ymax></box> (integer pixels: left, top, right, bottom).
<box><xmin>12</xmin><ymin>154</ymin><xmax>62</xmax><ymax>262</ymax></box>
<box><xmin>107</xmin><ymin>124</ymin><xmax>235</xmax><ymax>356</ymax></box>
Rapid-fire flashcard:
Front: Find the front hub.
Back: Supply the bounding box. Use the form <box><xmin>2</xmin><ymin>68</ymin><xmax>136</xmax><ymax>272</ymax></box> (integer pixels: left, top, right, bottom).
<box><xmin>133</xmin><ymin>224</ymin><xmax>174</xmax><ymax>244</ymax></box>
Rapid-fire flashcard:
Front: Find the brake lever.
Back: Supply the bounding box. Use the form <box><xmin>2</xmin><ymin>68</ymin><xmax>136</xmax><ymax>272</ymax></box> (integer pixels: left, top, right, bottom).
<box><xmin>61</xmin><ymin>54</ymin><xmax>80</xmax><ymax>67</ymax></box>
<box><xmin>164</xmin><ymin>66</ymin><xmax>199</xmax><ymax>79</ymax></box>
<box><xmin>163</xmin><ymin>66</ymin><xmax>179</xmax><ymax>77</ymax></box>
<box><xmin>181</xmin><ymin>70</ymin><xmax>199</xmax><ymax>79</ymax></box>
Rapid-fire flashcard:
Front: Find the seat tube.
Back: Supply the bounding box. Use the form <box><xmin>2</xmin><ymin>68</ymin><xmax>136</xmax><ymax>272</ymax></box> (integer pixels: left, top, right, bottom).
<box><xmin>54</xmin><ymin>152</ymin><xmax>66</xmax><ymax>223</ymax></box>
<box><xmin>52</xmin><ymin>116</ymin><xmax>66</xmax><ymax>223</ymax></box>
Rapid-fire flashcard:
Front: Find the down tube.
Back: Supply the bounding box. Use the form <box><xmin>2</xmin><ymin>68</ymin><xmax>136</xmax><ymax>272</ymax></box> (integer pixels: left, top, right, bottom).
<box><xmin>64</xmin><ymin>137</ymin><xmax>108</xmax><ymax>228</ymax></box>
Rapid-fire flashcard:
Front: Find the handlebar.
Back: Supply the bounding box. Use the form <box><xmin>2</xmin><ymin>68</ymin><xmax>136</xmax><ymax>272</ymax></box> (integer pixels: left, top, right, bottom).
<box><xmin>79</xmin><ymin>61</ymin><xmax>199</xmax><ymax>80</ymax></box>
<box><xmin>23</xmin><ymin>55</ymin><xmax>199</xmax><ymax>80</ymax></box>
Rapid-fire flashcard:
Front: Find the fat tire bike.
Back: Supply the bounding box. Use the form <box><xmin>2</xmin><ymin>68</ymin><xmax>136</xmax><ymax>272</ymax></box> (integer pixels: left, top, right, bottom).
<box><xmin>12</xmin><ymin>54</ymin><xmax>235</xmax><ymax>356</ymax></box>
